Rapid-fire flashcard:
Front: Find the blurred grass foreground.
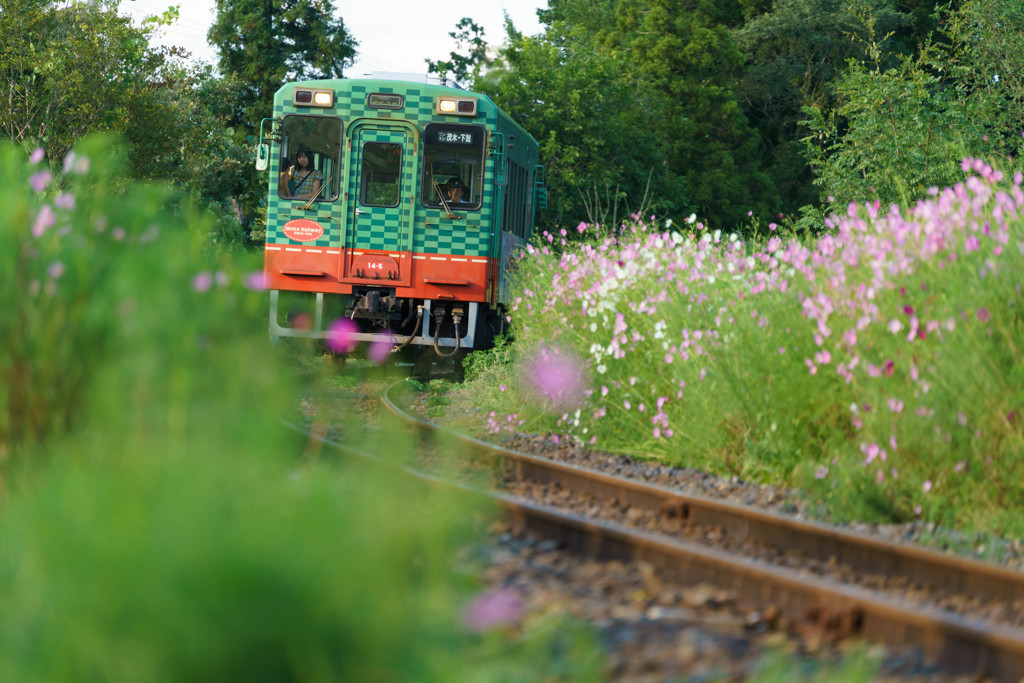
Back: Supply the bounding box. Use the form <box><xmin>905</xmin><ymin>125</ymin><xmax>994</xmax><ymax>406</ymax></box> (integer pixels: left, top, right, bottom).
<box><xmin>0</xmin><ymin>139</ymin><xmax>603</xmax><ymax>682</ymax></box>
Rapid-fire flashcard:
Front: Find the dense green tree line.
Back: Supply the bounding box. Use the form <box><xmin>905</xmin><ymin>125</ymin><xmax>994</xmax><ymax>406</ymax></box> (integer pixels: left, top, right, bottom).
<box><xmin>464</xmin><ymin>0</ymin><xmax>1022</xmax><ymax>231</ymax></box>
<box><xmin>2</xmin><ymin>0</ymin><xmax>1021</xmax><ymax>240</ymax></box>
<box><xmin>0</xmin><ymin>0</ymin><xmax>355</xmax><ymax>243</ymax></box>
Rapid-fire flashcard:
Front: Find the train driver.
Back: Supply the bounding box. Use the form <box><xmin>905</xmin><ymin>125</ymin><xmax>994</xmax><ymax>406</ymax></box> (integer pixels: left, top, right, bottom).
<box><xmin>444</xmin><ymin>178</ymin><xmax>467</xmax><ymax>204</ymax></box>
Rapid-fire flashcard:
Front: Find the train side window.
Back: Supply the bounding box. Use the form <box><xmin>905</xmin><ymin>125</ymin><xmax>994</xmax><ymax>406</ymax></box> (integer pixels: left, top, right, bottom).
<box><xmin>359</xmin><ymin>142</ymin><xmax>402</xmax><ymax>207</ymax></box>
<box><xmin>279</xmin><ymin>115</ymin><xmax>343</xmax><ymax>201</ymax></box>
<box><xmin>421</xmin><ymin>123</ymin><xmax>484</xmax><ymax>210</ymax></box>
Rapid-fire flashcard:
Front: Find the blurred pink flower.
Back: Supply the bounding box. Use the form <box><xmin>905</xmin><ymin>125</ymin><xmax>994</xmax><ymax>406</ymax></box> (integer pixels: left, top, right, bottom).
<box><xmin>367</xmin><ymin>335</ymin><xmax>392</xmax><ymax>364</ymax></box>
<box><xmin>922</xmin><ymin>480</ymin><xmax>933</xmax><ymax>493</ymax></box>
<box><xmin>245</xmin><ymin>271</ymin><xmax>269</xmax><ymax>290</ymax></box>
<box><xmin>48</xmin><ymin>261</ymin><xmax>65</xmax><ymax>279</ymax></box>
<box><xmin>815</xmin><ymin>465</ymin><xmax>828</xmax><ymax>479</ymax></box>
<box><xmin>326</xmin><ymin>318</ymin><xmax>358</xmax><ymax>354</ymax></box>
<box><xmin>54</xmin><ymin>193</ymin><xmax>75</xmax><ymax>210</ymax></box>
<box><xmin>29</xmin><ymin>147</ymin><xmax>45</xmax><ymax>164</ymax></box>
<box><xmin>525</xmin><ymin>347</ymin><xmax>586</xmax><ymax>411</ymax></box>
<box><xmin>977</xmin><ymin>307</ymin><xmax>990</xmax><ymax>322</ymax></box>
<box><xmin>32</xmin><ymin>205</ymin><xmax>55</xmax><ymax>237</ymax></box>
<box><xmin>192</xmin><ymin>272</ymin><xmax>213</xmax><ymax>292</ymax></box>
<box><xmin>30</xmin><ymin>170</ymin><xmax>51</xmax><ymax>192</ymax></box>
<box><xmin>463</xmin><ymin>588</ymin><xmax>522</xmax><ymax>632</ymax></box>
<box><xmin>289</xmin><ymin>313</ymin><xmax>312</xmax><ymax>331</ymax></box>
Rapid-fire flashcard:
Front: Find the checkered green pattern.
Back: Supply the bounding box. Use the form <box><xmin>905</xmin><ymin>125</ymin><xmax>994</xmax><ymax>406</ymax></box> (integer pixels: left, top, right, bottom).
<box><xmin>345</xmin><ymin>126</ymin><xmax>412</xmax><ymax>252</ymax></box>
<box><xmin>266</xmin><ymin>79</ymin><xmax>530</xmax><ymax>258</ymax></box>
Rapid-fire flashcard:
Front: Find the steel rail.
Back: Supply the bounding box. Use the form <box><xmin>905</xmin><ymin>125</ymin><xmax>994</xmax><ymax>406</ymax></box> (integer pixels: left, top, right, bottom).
<box><xmin>380</xmin><ymin>380</ymin><xmax>1024</xmax><ymax>607</ymax></box>
<box><xmin>377</xmin><ymin>379</ymin><xmax>1024</xmax><ymax>681</ymax></box>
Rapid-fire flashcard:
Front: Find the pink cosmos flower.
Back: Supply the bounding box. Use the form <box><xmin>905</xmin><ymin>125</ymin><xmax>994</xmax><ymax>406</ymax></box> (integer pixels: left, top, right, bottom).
<box><xmin>463</xmin><ymin>588</ymin><xmax>523</xmax><ymax>632</ymax></box>
<box><xmin>326</xmin><ymin>317</ymin><xmax>358</xmax><ymax>354</ymax></box>
<box><xmin>30</xmin><ymin>170</ymin><xmax>51</xmax><ymax>192</ymax></box>
<box><xmin>525</xmin><ymin>347</ymin><xmax>586</xmax><ymax>411</ymax></box>
<box><xmin>32</xmin><ymin>205</ymin><xmax>55</xmax><ymax>237</ymax></box>
<box><xmin>367</xmin><ymin>335</ymin><xmax>392</xmax><ymax>364</ymax></box>
<box><xmin>192</xmin><ymin>272</ymin><xmax>213</xmax><ymax>292</ymax></box>
<box><xmin>245</xmin><ymin>271</ymin><xmax>269</xmax><ymax>290</ymax></box>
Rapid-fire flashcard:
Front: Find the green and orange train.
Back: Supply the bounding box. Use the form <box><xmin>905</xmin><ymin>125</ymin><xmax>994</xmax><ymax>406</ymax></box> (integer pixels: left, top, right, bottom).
<box><xmin>255</xmin><ymin>77</ymin><xmax>545</xmax><ymax>357</ymax></box>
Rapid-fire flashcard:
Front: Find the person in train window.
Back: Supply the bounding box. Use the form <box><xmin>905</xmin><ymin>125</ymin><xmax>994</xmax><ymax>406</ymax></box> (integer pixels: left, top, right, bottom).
<box><xmin>291</xmin><ymin>149</ymin><xmax>323</xmax><ymax>200</ymax></box>
<box><xmin>444</xmin><ymin>177</ymin><xmax>467</xmax><ymax>204</ymax></box>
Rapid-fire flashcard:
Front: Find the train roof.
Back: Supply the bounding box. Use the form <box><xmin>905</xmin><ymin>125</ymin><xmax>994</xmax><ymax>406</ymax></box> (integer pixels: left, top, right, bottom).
<box><xmin>273</xmin><ymin>77</ymin><xmax>538</xmax><ymax>148</ymax></box>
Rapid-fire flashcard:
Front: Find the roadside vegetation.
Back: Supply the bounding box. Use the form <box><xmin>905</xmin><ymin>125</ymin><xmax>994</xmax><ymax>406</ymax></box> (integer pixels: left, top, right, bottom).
<box><xmin>449</xmin><ymin>159</ymin><xmax>1024</xmax><ymax>540</ymax></box>
<box><xmin>0</xmin><ymin>140</ymin><xmax>613</xmax><ymax>681</ymax></box>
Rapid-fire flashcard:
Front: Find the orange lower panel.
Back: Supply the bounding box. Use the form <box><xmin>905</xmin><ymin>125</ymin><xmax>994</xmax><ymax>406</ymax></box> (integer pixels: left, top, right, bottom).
<box><xmin>264</xmin><ymin>244</ymin><xmax>493</xmax><ymax>302</ymax></box>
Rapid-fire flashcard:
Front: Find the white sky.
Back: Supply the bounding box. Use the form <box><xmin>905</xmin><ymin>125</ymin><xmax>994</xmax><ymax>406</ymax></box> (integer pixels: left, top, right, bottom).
<box><xmin>119</xmin><ymin>0</ymin><xmax>547</xmax><ymax>76</ymax></box>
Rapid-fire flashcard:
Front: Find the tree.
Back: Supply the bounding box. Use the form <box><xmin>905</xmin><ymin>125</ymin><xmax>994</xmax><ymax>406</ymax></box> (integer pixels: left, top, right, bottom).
<box><xmin>0</xmin><ymin>0</ymin><xmax>157</xmax><ymax>161</ymax></box>
<box><xmin>610</xmin><ymin>0</ymin><xmax>775</xmax><ymax>228</ymax></box>
<box><xmin>483</xmin><ymin>19</ymin><xmax>685</xmax><ymax>229</ymax></box>
<box><xmin>800</xmin><ymin>0</ymin><xmax>1024</xmax><ymax>212</ymax></box>
<box><xmin>733</xmin><ymin>0</ymin><xmax>914</xmax><ymax>212</ymax></box>
<box><xmin>208</xmin><ymin>0</ymin><xmax>357</xmax><ymax>134</ymax></box>
<box><xmin>425</xmin><ymin>18</ymin><xmax>490</xmax><ymax>86</ymax></box>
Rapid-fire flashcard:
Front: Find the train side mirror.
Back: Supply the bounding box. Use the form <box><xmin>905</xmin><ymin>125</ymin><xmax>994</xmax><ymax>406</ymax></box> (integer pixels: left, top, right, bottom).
<box><xmin>255</xmin><ymin>143</ymin><xmax>269</xmax><ymax>171</ymax></box>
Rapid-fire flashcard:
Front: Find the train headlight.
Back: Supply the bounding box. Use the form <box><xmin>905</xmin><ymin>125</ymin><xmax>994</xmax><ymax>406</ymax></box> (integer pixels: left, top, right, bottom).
<box><xmin>293</xmin><ymin>88</ymin><xmax>334</xmax><ymax>108</ymax></box>
<box><xmin>435</xmin><ymin>96</ymin><xmax>477</xmax><ymax>117</ymax></box>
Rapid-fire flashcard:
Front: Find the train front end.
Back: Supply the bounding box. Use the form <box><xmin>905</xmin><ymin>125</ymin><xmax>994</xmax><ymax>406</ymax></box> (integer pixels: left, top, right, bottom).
<box><xmin>256</xmin><ymin>78</ymin><xmax>541</xmax><ymax>358</ymax></box>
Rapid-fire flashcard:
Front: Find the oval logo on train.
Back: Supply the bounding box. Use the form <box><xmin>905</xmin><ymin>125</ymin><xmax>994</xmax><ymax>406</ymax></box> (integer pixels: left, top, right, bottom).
<box><xmin>283</xmin><ymin>219</ymin><xmax>325</xmax><ymax>242</ymax></box>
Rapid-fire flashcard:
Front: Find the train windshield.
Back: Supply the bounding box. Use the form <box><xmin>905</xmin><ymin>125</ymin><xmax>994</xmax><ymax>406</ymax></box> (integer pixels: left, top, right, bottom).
<box><xmin>279</xmin><ymin>115</ymin><xmax>343</xmax><ymax>202</ymax></box>
<box><xmin>421</xmin><ymin>123</ymin><xmax>485</xmax><ymax>210</ymax></box>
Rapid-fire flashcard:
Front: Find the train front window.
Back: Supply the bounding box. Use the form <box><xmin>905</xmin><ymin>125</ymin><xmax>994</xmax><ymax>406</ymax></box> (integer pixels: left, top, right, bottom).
<box><xmin>359</xmin><ymin>142</ymin><xmax>402</xmax><ymax>207</ymax></box>
<box><xmin>421</xmin><ymin>123</ymin><xmax>484</xmax><ymax>210</ymax></box>
<box><xmin>279</xmin><ymin>115</ymin><xmax>343</xmax><ymax>202</ymax></box>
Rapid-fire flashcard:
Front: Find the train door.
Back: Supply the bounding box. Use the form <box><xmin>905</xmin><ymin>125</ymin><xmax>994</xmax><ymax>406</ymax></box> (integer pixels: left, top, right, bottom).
<box><xmin>341</xmin><ymin>120</ymin><xmax>418</xmax><ymax>287</ymax></box>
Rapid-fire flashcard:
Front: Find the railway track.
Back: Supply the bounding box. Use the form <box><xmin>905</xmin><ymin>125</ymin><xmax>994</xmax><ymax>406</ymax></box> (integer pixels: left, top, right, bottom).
<box><xmin>298</xmin><ymin>377</ymin><xmax>1024</xmax><ymax>681</ymax></box>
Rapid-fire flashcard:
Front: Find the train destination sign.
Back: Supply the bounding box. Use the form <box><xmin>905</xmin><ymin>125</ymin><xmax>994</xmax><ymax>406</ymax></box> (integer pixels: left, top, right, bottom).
<box><xmin>430</xmin><ymin>125</ymin><xmax>480</xmax><ymax>146</ymax></box>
